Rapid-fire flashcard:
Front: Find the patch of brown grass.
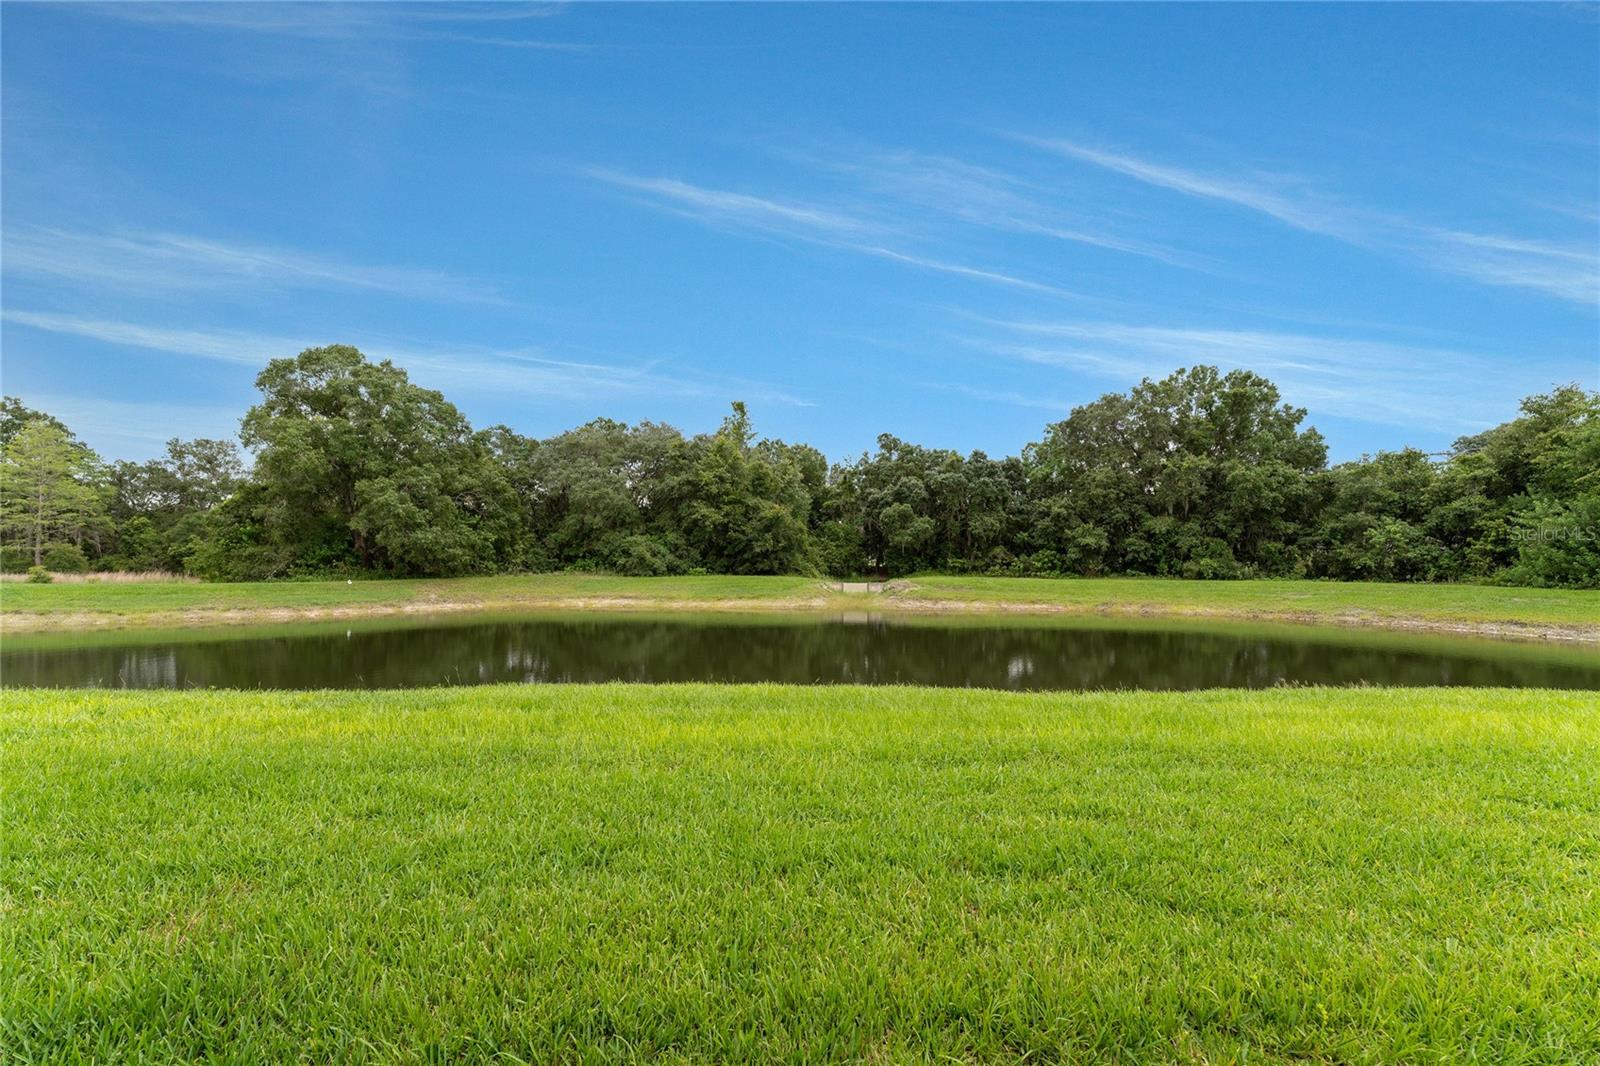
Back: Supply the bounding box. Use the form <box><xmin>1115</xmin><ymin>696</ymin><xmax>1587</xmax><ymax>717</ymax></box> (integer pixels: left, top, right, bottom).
<box><xmin>0</xmin><ymin>570</ymin><xmax>198</xmax><ymax>584</ymax></box>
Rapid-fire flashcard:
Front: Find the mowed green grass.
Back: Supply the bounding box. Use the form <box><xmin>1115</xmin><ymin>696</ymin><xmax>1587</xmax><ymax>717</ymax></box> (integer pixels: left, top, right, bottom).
<box><xmin>0</xmin><ymin>573</ymin><xmax>822</xmax><ymax>620</ymax></box>
<box><xmin>896</xmin><ymin>575</ymin><xmax>1600</xmax><ymax>628</ymax></box>
<box><xmin>4</xmin><ymin>572</ymin><xmax>1597</xmax><ymax>633</ymax></box>
<box><xmin>5</xmin><ymin>685</ymin><xmax>1598</xmax><ymax>1063</ymax></box>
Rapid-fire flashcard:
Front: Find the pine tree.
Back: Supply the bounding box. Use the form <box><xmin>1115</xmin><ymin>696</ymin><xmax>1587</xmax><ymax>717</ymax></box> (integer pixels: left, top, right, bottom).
<box><xmin>0</xmin><ymin>421</ymin><xmax>107</xmax><ymax>566</ymax></box>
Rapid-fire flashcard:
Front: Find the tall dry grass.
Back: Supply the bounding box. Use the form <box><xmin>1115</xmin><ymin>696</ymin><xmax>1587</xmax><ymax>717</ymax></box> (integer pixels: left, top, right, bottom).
<box><xmin>0</xmin><ymin>570</ymin><xmax>199</xmax><ymax>584</ymax></box>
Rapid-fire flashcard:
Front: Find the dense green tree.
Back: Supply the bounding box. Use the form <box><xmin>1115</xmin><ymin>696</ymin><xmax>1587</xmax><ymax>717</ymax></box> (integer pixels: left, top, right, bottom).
<box><xmin>236</xmin><ymin>345</ymin><xmax>510</xmax><ymax>577</ymax></box>
<box><xmin>102</xmin><ymin>438</ymin><xmax>247</xmax><ymax>571</ymax></box>
<box><xmin>822</xmin><ymin>438</ymin><xmax>1029</xmax><ymax>577</ymax></box>
<box><xmin>830</xmin><ymin>436</ymin><xmax>961</xmax><ymax>575</ymax></box>
<box><xmin>0</xmin><ymin>397</ymin><xmax>70</xmax><ymax>448</ymax></box>
<box><xmin>1310</xmin><ymin>450</ymin><xmax>1446</xmax><ymax>581</ymax></box>
<box><xmin>676</xmin><ymin>404</ymin><xmax>815</xmax><ymax>574</ymax></box>
<box><xmin>41</xmin><ymin>542</ymin><xmax>90</xmax><ymax>573</ymax></box>
<box><xmin>1304</xmin><ymin>385</ymin><xmax>1599</xmax><ymax>587</ymax></box>
<box><xmin>160</xmin><ymin>438</ymin><xmax>246</xmax><ymax>512</ymax></box>
<box><xmin>488</xmin><ymin>405</ymin><xmax>817</xmax><ymax>576</ymax></box>
<box><xmin>1446</xmin><ymin>385</ymin><xmax>1599</xmax><ymax>580</ymax></box>
<box><xmin>7</xmin><ymin>358</ymin><xmax>1591</xmax><ymax>588</ymax></box>
<box><xmin>186</xmin><ymin>483</ymin><xmax>279</xmax><ymax>581</ymax></box>
<box><xmin>494</xmin><ymin>418</ymin><xmax>691</xmax><ymax>573</ymax></box>
<box><xmin>0</xmin><ymin>419</ymin><xmax>109</xmax><ymax>566</ymax></box>
<box><xmin>1030</xmin><ymin>367</ymin><xmax>1326</xmax><ymax>577</ymax></box>
<box><xmin>1508</xmin><ymin>493</ymin><xmax>1600</xmax><ymax>588</ymax></box>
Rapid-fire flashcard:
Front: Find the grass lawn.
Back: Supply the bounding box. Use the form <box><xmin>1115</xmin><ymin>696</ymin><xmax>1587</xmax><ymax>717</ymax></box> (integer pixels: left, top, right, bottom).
<box><xmin>3</xmin><ymin>572</ymin><xmax>1597</xmax><ymax>638</ymax></box>
<box><xmin>5</xmin><ymin>684</ymin><xmax>1597</xmax><ymax>1063</ymax></box>
<box><xmin>892</xmin><ymin>575</ymin><xmax>1600</xmax><ymax>629</ymax></box>
<box><xmin>0</xmin><ymin>573</ymin><xmax>822</xmax><ymax>624</ymax></box>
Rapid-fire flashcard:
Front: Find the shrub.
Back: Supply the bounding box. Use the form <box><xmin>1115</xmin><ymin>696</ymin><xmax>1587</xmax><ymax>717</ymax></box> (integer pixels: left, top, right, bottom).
<box><xmin>601</xmin><ymin>532</ymin><xmax>689</xmax><ymax>577</ymax></box>
<box><xmin>184</xmin><ymin>494</ymin><xmax>282</xmax><ymax>581</ymax></box>
<box><xmin>1180</xmin><ymin>539</ymin><xmax>1246</xmax><ymax>580</ymax></box>
<box><xmin>26</xmin><ymin>565</ymin><xmax>52</xmax><ymax>583</ymax></box>
<box><xmin>1508</xmin><ymin>494</ymin><xmax>1600</xmax><ymax>589</ymax></box>
<box><xmin>1025</xmin><ymin>548</ymin><xmax>1062</xmax><ymax>576</ymax></box>
<box><xmin>112</xmin><ymin>515</ymin><xmax>161</xmax><ymax>571</ymax></box>
<box><xmin>1361</xmin><ymin>518</ymin><xmax>1444</xmax><ymax>582</ymax></box>
<box><xmin>41</xmin><ymin>543</ymin><xmax>89</xmax><ymax>573</ymax></box>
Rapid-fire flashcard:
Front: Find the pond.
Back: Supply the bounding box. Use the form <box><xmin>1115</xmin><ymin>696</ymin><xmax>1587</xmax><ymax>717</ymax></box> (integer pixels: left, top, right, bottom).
<box><xmin>4</xmin><ymin>612</ymin><xmax>1597</xmax><ymax>691</ymax></box>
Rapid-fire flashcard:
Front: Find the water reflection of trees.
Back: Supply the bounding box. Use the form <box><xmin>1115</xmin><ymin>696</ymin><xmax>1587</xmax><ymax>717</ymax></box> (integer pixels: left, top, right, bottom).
<box><xmin>6</xmin><ymin>619</ymin><xmax>1598</xmax><ymax>691</ymax></box>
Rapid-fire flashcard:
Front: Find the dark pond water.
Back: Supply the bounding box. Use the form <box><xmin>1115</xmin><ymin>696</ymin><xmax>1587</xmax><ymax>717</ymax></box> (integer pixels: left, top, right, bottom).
<box><xmin>4</xmin><ymin>613</ymin><xmax>1597</xmax><ymax>691</ymax></box>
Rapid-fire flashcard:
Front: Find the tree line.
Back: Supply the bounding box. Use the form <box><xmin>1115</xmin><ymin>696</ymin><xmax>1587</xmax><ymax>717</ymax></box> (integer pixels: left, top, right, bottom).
<box><xmin>3</xmin><ymin>344</ymin><xmax>1596</xmax><ymax>587</ymax></box>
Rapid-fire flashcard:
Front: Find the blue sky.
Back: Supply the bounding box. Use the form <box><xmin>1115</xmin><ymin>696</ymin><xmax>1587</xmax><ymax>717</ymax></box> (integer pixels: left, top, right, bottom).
<box><xmin>2</xmin><ymin>2</ymin><xmax>1596</xmax><ymax>463</ymax></box>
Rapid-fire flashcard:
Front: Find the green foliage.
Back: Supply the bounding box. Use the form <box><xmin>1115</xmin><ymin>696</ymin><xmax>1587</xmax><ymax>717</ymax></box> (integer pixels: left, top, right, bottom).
<box><xmin>1437</xmin><ymin>385</ymin><xmax>1599</xmax><ymax>579</ymax></box>
<box><xmin>1324</xmin><ymin>387</ymin><xmax>1597</xmax><ymax>586</ymax></box>
<box><xmin>1177</xmin><ymin>536</ymin><xmax>1246</xmax><ymax>580</ymax></box>
<box><xmin>25</xmin><ymin>564</ymin><xmax>51</xmax><ymax>583</ymax></box>
<box><xmin>1509</xmin><ymin>492</ymin><xmax>1600</xmax><ymax>589</ymax></box>
<box><xmin>829</xmin><ymin>435</ymin><xmax>1022</xmax><ymax>575</ymax></box>
<box><xmin>7</xmin><ymin>360</ymin><xmax>1595</xmax><ymax>587</ymax></box>
<box><xmin>677</xmin><ymin>405</ymin><xmax>815</xmax><ymax>575</ymax></box>
<box><xmin>239</xmin><ymin>345</ymin><xmax>509</xmax><ymax>577</ymax></box>
<box><xmin>489</xmin><ymin>417</ymin><xmax>687</xmax><ymax>570</ymax></box>
<box><xmin>1028</xmin><ymin>367</ymin><xmax>1325</xmax><ymax>580</ymax></box>
<box><xmin>812</xmin><ymin>518</ymin><xmax>866</xmax><ymax>577</ymax></box>
<box><xmin>0</xmin><ymin>419</ymin><xmax>109</xmax><ymax>567</ymax></box>
<box><xmin>185</xmin><ymin>484</ymin><xmax>293</xmax><ymax>581</ymax></box>
<box><xmin>99</xmin><ymin>439</ymin><xmax>246</xmax><ymax>573</ymax></box>
<box><xmin>598</xmin><ymin>531</ymin><xmax>690</xmax><ymax>576</ymax></box>
<box><xmin>0</xmin><ymin>396</ymin><xmax>69</xmax><ymax>447</ymax></box>
<box><xmin>40</xmin><ymin>542</ymin><xmax>89</xmax><ymax>573</ymax></box>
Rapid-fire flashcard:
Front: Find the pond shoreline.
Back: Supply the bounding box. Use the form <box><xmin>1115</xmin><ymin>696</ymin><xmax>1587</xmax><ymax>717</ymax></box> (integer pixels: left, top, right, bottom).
<box><xmin>4</xmin><ymin>591</ymin><xmax>1596</xmax><ymax>644</ymax></box>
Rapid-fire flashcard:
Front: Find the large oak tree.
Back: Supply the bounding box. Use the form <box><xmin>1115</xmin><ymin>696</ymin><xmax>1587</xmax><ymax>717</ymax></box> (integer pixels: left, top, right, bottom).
<box><xmin>238</xmin><ymin>345</ymin><xmax>511</xmax><ymax>576</ymax></box>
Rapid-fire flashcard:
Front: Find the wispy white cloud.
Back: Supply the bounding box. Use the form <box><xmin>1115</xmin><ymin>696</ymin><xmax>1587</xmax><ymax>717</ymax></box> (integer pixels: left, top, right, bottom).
<box><xmin>1414</xmin><ymin>227</ymin><xmax>1600</xmax><ymax>304</ymax></box>
<box><xmin>85</xmin><ymin>3</ymin><xmax>390</xmax><ymax>38</ymax></box>
<box><xmin>56</xmin><ymin>3</ymin><xmax>582</xmax><ymax>99</ymax></box>
<box><xmin>586</xmin><ymin>168</ymin><xmax>1086</xmax><ymax>299</ymax></box>
<box><xmin>966</xmin><ymin>317</ymin><xmax>1548</xmax><ymax>432</ymax></box>
<box><xmin>399</xmin><ymin>6</ymin><xmax>569</xmax><ymax>24</ymax></box>
<box><xmin>1016</xmin><ymin>135</ymin><xmax>1600</xmax><ymax>305</ymax></box>
<box><xmin>2</xmin><ymin>228</ymin><xmax>502</xmax><ymax>304</ymax></box>
<box><xmin>83</xmin><ymin>2</ymin><xmax>585</xmax><ymax>50</ymax></box>
<box><xmin>15</xmin><ymin>393</ymin><xmax>247</xmax><ymax>458</ymax></box>
<box><xmin>586</xmin><ymin>169</ymin><xmax>869</xmax><ymax>236</ymax></box>
<box><xmin>921</xmin><ymin>380</ymin><xmax>1071</xmax><ymax>414</ymax></box>
<box><xmin>853</xmin><ymin>245</ymin><xmax>1078</xmax><ymax>298</ymax></box>
<box><xmin>1016</xmin><ymin>136</ymin><xmax>1348</xmax><ymax>235</ymax></box>
<box><xmin>788</xmin><ymin>146</ymin><xmax>1208</xmax><ymax>271</ymax></box>
<box><xmin>1</xmin><ymin>309</ymin><xmax>813</xmax><ymax>409</ymax></box>
<box><xmin>411</xmin><ymin>33</ymin><xmax>586</xmax><ymax>52</ymax></box>
<box><xmin>1525</xmin><ymin>196</ymin><xmax>1600</xmax><ymax>227</ymax></box>
<box><xmin>1</xmin><ymin>310</ymin><xmax>283</xmax><ymax>366</ymax></box>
